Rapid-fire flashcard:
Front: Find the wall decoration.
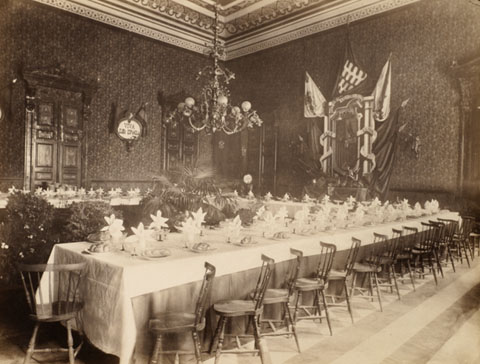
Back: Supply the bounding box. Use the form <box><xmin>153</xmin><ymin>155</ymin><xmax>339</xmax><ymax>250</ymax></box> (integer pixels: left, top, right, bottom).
<box><xmin>109</xmin><ymin>103</ymin><xmax>148</xmax><ymax>152</ymax></box>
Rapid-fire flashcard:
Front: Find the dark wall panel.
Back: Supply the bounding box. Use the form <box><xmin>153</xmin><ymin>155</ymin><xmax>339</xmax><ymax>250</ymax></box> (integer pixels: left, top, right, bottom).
<box><xmin>226</xmin><ymin>0</ymin><xmax>480</xmax><ymax>196</ymax></box>
<box><xmin>0</xmin><ymin>0</ymin><xmax>213</xmax><ymax>190</ymax></box>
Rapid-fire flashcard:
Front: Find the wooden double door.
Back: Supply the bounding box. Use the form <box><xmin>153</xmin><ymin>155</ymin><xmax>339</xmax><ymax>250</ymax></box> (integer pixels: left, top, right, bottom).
<box><xmin>27</xmin><ymin>86</ymin><xmax>84</xmax><ymax>190</ymax></box>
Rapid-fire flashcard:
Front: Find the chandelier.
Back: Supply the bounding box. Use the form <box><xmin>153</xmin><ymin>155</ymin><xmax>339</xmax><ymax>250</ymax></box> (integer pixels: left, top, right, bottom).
<box><xmin>164</xmin><ymin>4</ymin><xmax>263</xmax><ymax>135</ymax></box>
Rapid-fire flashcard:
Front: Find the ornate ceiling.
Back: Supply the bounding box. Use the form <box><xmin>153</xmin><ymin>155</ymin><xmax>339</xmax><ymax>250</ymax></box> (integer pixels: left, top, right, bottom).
<box><xmin>34</xmin><ymin>0</ymin><xmax>420</xmax><ymax>59</ymax></box>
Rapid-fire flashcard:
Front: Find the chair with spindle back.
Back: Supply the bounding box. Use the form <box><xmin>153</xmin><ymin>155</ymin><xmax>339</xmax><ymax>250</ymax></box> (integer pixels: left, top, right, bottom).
<box><xmin>395</xmin><ymin>227</ymin><xmax>416</xmax><ymax>291</ymax></box>
<box><xmin>377</xmin><ymin>230</ymin><xmax>402</xmax><ymax>299</ymax></box>
<box><xmin>292</xmin><ymin>242</ymin><xmax>336</xmax><ymax>337</ymax></box>
<box><xmin>149</xmin><ymin>262</ymin><xmax>216</xmax><ymax>364</ymax></box>
<box><xmin>437</xmin><ymin>218</ymin><xmax>458</xmax><ymax>272</ymax></box>
<box><xmin>452</xmin><ymin>216</ymin><xmax>475</xmax><ymax>265</ymax></box>
<box><xmin>412</xmin><ymin>222</ymin><xmax>440</xmax><ymax>285</ymax></box>
<box><xmin>259</xmin><ymin>248</ymin><xmax>302</xmax><ymax>352</ymax></box>
<box><xmin>429</xmin><ymin>220</ymin><xmax>453</xmax><ymax>278</ymax></box>
<box><xmin>18</xmin><ymin>262</ymin><xmax>86</xmax><ymax>364</ymax></box>
<box><xmin>350</xmin><ymin>234</ymin><xmax>386</xmax><ymax>311</ymax></box>
<box><xmin>210</xmin><ymin>254</ymin><xmax>274</xmax><ymax>364</ymax></box>
<box><xmin>327</xmin><ymin>237</ymin><xmax>361</xmax><ymax>323</ymax></box>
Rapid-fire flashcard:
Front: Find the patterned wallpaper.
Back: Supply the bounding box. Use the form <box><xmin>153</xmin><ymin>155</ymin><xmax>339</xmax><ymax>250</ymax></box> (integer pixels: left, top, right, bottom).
<box><xmin>226</xmin><ymin>0</ymin><xmax>480</xmax><ymax>195</ymax></box>
<box><xmin>0</xmin><ymin>0</ymin><xmax>213</xmax><ymax>190</ymax></box>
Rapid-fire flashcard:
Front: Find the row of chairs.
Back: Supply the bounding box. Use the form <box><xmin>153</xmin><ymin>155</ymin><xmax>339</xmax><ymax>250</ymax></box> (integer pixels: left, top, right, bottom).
<box><xmin>17</xmin><ymin>215</ymin><xmax>478</xmax><ymax>364</ymax></box>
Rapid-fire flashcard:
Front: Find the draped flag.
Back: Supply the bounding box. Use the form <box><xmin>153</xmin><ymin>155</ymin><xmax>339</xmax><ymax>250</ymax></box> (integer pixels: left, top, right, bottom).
<box><xmin>365</xmin><ymin>99</ymin><xmax>408</xmax><ymax>199</ymax></box>
<box><xmin>332</xmin><ymin>37</ymin><xmax>368</xmax><ymax>98</ymax></box>
<box><xmin>372</xmin><ymin>55</ymin><xmax>392</xmax><ymax>122</ymax></box>
<box><xmin>304</xmin><ymin>72</ymin><xmax>326</xmax><ymax>118</ymax></box>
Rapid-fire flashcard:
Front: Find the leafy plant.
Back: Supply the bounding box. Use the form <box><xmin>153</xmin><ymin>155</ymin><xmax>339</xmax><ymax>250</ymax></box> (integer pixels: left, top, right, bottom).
<box><xmin>141</xmin><ymin>164</ymin><xmax>236</xmax><ymax>228</ymax></box>
<box><xmin>0</xmin><ymin>192</ymin><xmax>56</xmax><ymax>287</ymax></box>
<box><xmin>64</xmin><ymin>201</ymin><xmax>121</xmax><ymax>242</ymax></box>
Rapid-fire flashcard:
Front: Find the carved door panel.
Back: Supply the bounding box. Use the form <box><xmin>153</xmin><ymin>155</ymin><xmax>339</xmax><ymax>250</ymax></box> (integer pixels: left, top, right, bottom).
<box><xmin>30</xmin><ymin>87</ymin><xmax>84</xmax><ymax>189</ymax></box>
<box><xmin>32</xmin><ymin>102</ymin><xmax>57</xmax><ymax>186</ymax></box>
<box><xmin>59</xmin><ymin>105</ymin><xmax>82</xmax><ymax>186</ymax></box>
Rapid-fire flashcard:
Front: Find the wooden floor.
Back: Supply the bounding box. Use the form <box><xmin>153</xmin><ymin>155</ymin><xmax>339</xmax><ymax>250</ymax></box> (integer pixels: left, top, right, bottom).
<box><xmin>1</xmin><ymin>252</ymin><xmax>479</xmax><ymax>364</ymax></box>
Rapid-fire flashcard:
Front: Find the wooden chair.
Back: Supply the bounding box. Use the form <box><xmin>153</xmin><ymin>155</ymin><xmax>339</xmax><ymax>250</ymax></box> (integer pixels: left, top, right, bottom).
<box><xmin>350</xmin><ymin>234</ymin><xmax>385</xmax><ymax>311</ymax></box>
<box><xmin>452</xmin><ymin>216</ymin><xmax>475</xmax><ymax>265</ymax></box>
<box><xmin>210</xmin><ymin>255</ymin><xmax>274</xmax><ymax>364</ymax></box>
<box><xmin>293</xmin><ymin>242</ymin><xmax>335</xmax><ymax>336</ymax></box>
<box><xmin>149</xmin><ymin>262</ymin><xmax>216</xmax><ymax>364</ymax></box>
<box><xmin>327</xmin><ymin>237</ymin><xmax>361</xmax><ymax>323</ymax></box>
<box><xmin>395</xmin><ymin>227</ymin><xmax>417</xmax><ymax>291</ymax></box>
<box><xmin>260</xmin><ymin>248</ymin><xmax>302</xmax><ymax>352</ymax></box>
<box><xmin>412</xmin><ymin>222</ymin><xmax>440</xmax><ymax>285</ymax></box>
<box><xmin>377</xmin><ymin>230</ymin><xmax>402</xmax><ymax>300</ymax></box>
<box><xmin>436</xmin><ymin>218</ymin><xmax>459</xmax><ymax>272</ymax></box>
<box><xmin>18</xmin><ymin>262</ymin><xmax>86</xmax><ymax>364</ymax></box>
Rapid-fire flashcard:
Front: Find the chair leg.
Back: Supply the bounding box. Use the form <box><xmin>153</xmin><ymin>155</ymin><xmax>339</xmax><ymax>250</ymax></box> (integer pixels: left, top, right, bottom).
<box><xmin>373</xmin><ymin>272</ymin><xmax>383</xmax><ymax>312</ymax></box>
<box><xmin>406</xmin><ymin>260</ymin><xmax>416</xmax><ymax>291</ymax></box>
<box><xmin>66</xmin><ymin>320</ymin><xmax>75</xmax><ymax>364</ymax></box>
<box><xmin>150</xmin><ymin>335</ymin><xmax>162</xmax><ymax>364</ymax></box>
<box><xmin>209</xmin><ymin>315</ymin><xmax>223</xmax><ymax>355</ymax></box>
<box><xmin>293</xmin><ymin>291</ymin><xmax>302</xmax><ymax>323</ymax></box>
<box><xmin>434</xmin><ymin>249</ymin><xmax>444</xmax><ymax>278</ymax></box>
<box><xmin>429</xmin><ymin>255</ymin><xmax>438</xmax><ymax>285</ymax></box>
<box><xmin>447</xmin><ymin>246</ymin><xmax>456</xmax><ymax>272</ymax></box>
<box><xmin>284</xmin><ymin>301</ymin><xmax>301</xmax><ymax>353</ymax></box>
<box><xmin>462</xmin><ymin>241</ymin><xmax>471</xmax><ymax>268</ymax></box>
<box><xmin>252</xmin><ymin>315</ymin><xmax>272</xmax><ymax>364</ymax></box>
<box><xmin>391</xmin><ymin>265</ymin><xmax>401</xmax><ymax>300</ymax></box>
<box><xmin>192</xmin><ymin>330</ymin><xmax>203</xmax><ymax>364</ymax></box>
<box><xmin>343</xmin><ymin>280</ymin><xmax>354</xmax><ymax>324</ymax></box>
<box><xmin>320</xmin><ymin>290</ymin><xmax>332</xmax><ymax>336</ymax></box>
<box><xmin>24</xmin><ymin>322</ymin><xmax>40</xmax><ymax>364</ymax></box>
<box><xmin>214</xmin><ymin>316</ymin><xmax>227</xmax><ymax>364</ymax></box>
<box><xmin>368</xmin><ymin>272</ymin><xmax>374</xmax><ymax>302</ymax></box>
<box><xmin>313</xmin><ymin>290</ymin><xmax>322</xmax><ymax>323</ymax></box>
<box><xmin>350</xmin><ymin>271</ymin><xmax>357</xmax><ymax>297</ymax></box>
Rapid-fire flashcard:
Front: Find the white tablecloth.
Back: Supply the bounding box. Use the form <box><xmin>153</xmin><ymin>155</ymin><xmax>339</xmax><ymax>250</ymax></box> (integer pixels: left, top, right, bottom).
<box><xmin>47</xmin><ymin>210</ymin><xmax>459</xmax><ymax>364</ymax></box>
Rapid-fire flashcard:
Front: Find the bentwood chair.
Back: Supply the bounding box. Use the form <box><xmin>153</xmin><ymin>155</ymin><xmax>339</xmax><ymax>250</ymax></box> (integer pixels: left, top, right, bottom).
<box><xmin>293</xmin><ymin>242</ymin><xmax>335</xmax><ymax>336</ymax></box>
<box><xmin>149</xmin><ymin>262</ymin><xmax>216</xmax><ymax>364</ymax></box>
<box><xmin>260</xmin><ymin>249</ymin><xmax>302</xmax><ymax>352</ymax></box>
<box><xmin>350</xmin><ymin>234</ymin><xmax>385</xmax><ymax>311</ymax></box>
<box><xmin>210</xmin><ymin>255</ymin><xmax>274</xmax><ymax>364</ymax></box>
<box><xmin>327</xmin><ymin>237</ymin><xmax>361</xmax><ymax>323</ymax></box>
<box><xmin>19</xmin><ymin>262</ymin><xmax>87</xmax><ymax>364</ymax></box>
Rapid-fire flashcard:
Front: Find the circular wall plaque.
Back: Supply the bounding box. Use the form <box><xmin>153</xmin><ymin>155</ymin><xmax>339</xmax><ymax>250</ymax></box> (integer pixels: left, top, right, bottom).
<box><xmin>116</xmin><ymin>117</ymin><xmax>142</xmax><ymax>141</ymax></box>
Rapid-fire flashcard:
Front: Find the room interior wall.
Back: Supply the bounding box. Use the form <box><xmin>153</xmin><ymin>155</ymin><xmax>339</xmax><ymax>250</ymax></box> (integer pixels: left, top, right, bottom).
<box><xmin>226</xmin><ymin>0</ymin><xmax>480</xmax><ymax>199</ymax></box>
<box><xmin>0</xmin><ymin>0</ymin><xmax>215</xmax><ymax>191</ymax></box>
<box><xmin>1</xmin><ymin>0</ymin><xmax>479</xmax><ymax>202</ymax></box>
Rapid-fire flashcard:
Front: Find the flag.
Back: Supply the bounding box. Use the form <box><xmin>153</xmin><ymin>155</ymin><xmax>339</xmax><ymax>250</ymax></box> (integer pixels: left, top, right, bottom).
<box><xmin>332</xmin><ymin>37</ymin><xmax>368</xmax><ymax>98</ymax></box>
<box><xmin>304</xmin><ymin>72</ymin><xmax>326</xmax><ymax>118</ymax></box>
<box><xmin>372</xmin><ymin>55</ymin><xmax>392</xmax><ymax>122</ymax></box>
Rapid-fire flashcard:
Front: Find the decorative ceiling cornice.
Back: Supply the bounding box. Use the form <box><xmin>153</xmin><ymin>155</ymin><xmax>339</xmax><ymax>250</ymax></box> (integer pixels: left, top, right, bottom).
<box><xmin>33</xmin><ymin>0</ymin><xmax>420</xmax><ymax>60</ymax></box>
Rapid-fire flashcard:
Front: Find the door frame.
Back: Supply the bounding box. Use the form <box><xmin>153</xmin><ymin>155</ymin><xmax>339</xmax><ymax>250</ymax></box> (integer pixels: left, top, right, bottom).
<box><xmin>22</xmin><ymin>65</ymin><xmax>97</xmax><ymax>190</ymax></box>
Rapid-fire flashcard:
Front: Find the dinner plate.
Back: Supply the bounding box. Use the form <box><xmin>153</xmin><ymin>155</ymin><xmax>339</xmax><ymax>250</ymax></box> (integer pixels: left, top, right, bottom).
<box><xmin>270</xmin><ymin>232</ymin><xmax>290</xmax><ymax>240</ymax></box>
<box><xmin>188</xmin><ymin>246</ymin><xmax>217</xmax><ymax>253</ymax></box>
<box><xmin>141</xmin><ymin>249</ymin><xmax>171</xmax><ymax>260</ymax></box>
<box><xmin>232</xmin><ymin>240</ymin><xmax>258</xmax><ymax>247</ymax></box>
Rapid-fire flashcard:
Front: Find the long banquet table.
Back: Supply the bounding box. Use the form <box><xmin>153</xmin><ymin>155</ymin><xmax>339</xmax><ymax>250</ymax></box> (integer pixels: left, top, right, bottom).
<box><xmin>46</xmin><ymin>210</ymin><xmax>459</xmax><ymax>364</ymax></box>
